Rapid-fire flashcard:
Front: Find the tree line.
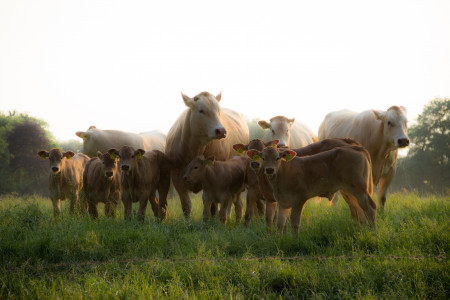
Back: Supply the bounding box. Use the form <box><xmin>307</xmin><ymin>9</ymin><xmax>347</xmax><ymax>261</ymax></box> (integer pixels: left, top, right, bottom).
<box><xmin>0</xmin><ymin>98</ymin><xmax>448</xmax><ymax>196</ymax></box>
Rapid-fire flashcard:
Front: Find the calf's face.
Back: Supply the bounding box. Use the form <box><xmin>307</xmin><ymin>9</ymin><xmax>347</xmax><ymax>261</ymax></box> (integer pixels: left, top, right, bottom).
<box><xmin>98</xmin><ymin>150</ymin><xmax>119</xmax><ymax>178</ymax></box>
<box><xmin>183</xmin><ymin>155</ymin><xmax>214</xmax><ymax>185</ymax></box>
<box><xmin>38</xmin><ymin>149</ymin><xmax>74</xmax><ymax>174</ymax></box>
<box><xmin>233</xmin><ymin>139</ymin><xmax>279</xmax><ymax>171</ymax></box>
<box><xmin>115</xmin><ymin>146</ymin><xmax>145</xmax><ymax>174</ymax></box>
<box><xmin>246</xmin><ymin>147</ymin><xmax>296</xmax><ymax>179</ymax></box>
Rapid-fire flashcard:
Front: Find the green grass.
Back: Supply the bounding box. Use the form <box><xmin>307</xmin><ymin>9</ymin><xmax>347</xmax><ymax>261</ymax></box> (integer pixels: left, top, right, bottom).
<box><xmin>0</xmin><ymin>192</ymin><xmax>448</xmax><ymax>299</ymax></box>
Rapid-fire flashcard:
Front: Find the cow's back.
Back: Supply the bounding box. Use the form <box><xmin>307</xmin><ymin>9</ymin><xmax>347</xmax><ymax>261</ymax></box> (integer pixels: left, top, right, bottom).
<box><xmin>83</xmin><ymin>129</ymin><xmax>145</xmax><ymax>157</ymax></box>
<box><xmin>62</xmin><ymin>153</ymin><xmax>89</xmax><ymax>189</ymax></box>
<box><xmin>289</xmin><ymin>121</ymin><xmax>317</xmax><ymax>148</ymax></box>
<box><xmin>140</xmin><ymin>130</ymin><xmax>166</xmax><ymax>152</ymax></box>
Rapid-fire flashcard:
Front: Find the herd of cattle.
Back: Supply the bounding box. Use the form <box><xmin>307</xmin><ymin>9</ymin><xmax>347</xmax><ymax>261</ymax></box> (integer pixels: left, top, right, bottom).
<box><xmin>38</xmin><ymin>91</ymin><xmax>409</xmax><ymax>233</ymax></box>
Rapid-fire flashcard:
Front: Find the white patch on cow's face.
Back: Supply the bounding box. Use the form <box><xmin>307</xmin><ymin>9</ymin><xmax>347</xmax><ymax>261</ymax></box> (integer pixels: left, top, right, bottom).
<box><xmin>270</xmin><ymin>119</ymin><xmax>291</xmax><ymax>147</ymax></box>
<box><xmin>187</xmin><ymin>93</ymin><xmax>227</xmax><ymax>142</ymax></box>
<box><xmin>383</xmin><ymin>107</ymin><xmax>409</xmax><ymax>149</ymax></box>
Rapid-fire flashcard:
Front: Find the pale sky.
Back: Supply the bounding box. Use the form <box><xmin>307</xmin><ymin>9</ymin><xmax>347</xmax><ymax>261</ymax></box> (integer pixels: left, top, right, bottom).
<box><xmin>1</xmin><ymin>0</ymin><xmax>449</xmax><ymax>142</ymax></box>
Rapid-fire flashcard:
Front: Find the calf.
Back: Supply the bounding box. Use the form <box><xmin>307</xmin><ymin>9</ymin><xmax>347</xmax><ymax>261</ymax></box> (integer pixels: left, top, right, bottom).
<box><xmin>112</xmin><ymin>146</ymin><xmax>171</xmax><ymax>221</ymax></box>
<box><xmin>82</xmin><ymin>150</ymin><xmax>121</xmax><ymax>218</ymax></box>
<box><xmin>247</xmin><ymin>145</ymin><xmax>376</xmax><ymax>233</ymax></box>
<box><xmin>38</xmin><ymin>149</ymin><xmax>89</xmax><ymax>216</ymax></box>
<box><xmin>183</xmin><ymin>155</ymin><xmax>247</xmax><ymax>224</ymax></box>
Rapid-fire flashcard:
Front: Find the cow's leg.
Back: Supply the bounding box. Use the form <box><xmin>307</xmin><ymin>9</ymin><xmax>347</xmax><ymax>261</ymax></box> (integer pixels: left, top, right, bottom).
<box><xmin>377</xmin><ymin>166</ymin><xmax>396</xmax><ymax>212</ymax></box>
<box><xmin>78</xmin><ymin>189</ymin><xmax>88</xmax><ymax>214</ymax></box>
<box><xmin>290</xmin><ymin>200</ymin><xmax>306</xmax><ymax>234</ymax></box>
<box><xmin>340</xmin><ymin>190</ymin><xmax>365</xmax><ymax>223</ymax></box>
<box><xmin>244</xmin><ymin>187</ymin><xmax>257</xmax><ymax>226</ymax></box>
<box><xmin>172</xmin><ymin>170</ymin><xmax>192</xmax><ymax>218</ymax></box>
<box><xmin>277</xmin><ymin>206</ymin><xmax>291</xmax><ymax>234</ymax></box>
<box><xmin>265</xmin><ymin>201</ymin><xmax>277</xmax><ymax>233</ymax></box>
<box><xmin>353</xmin><ymin>191</ymin><xmax>377</xmax><ymax>227</ymax></box>
<box><xmin>219</xmin><ymin>196</ymin><xmax>230</xmax><ymax>225</ymax></box>
<box><xmin>88</xmin><ymin>201</ymin><xmax>99</xmax><ymax>219</ymax></box>
<box><xmin>256</xmin><ymin>194</ymin><xmax>266</xmax><ymax>217</ymax></box>
<box><xmin>122</xmin><ymin>194</ymin><xmax>133</xmax><ymax>220</ymax></box>
<box><xmin>157</xmin><ymin>184</ymin><xmax>170</xmax><ymax>222</ymax></box>
<box><xmin>233</xmin><ymin>193</ymin><xmax>243</xmax><ymax>223</ymax></box>
<box><xmin>148</xmin><ymin>189</ymin><xmax>159</xmax><ymax>218</ymax></box>
<box><xmin>51</xmin><ymin>196</ymin><xmax>61</xmax><ymax>216</ymax></box>
<box><xmin>202</xmin><ymin>193</ymin><xmax>213</xmax><ymax>222</ymax></box>
<box><xmin>106</xmin><ymin>192</ymin><xmax>119</xmax><ymax>218</ymax></box>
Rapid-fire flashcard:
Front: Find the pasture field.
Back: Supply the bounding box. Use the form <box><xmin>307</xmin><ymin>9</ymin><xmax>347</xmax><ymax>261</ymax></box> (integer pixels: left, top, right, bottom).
<box><xmin>0</xmin><ymin>193</ymin><xmax>448</xmax><ymax>299</ymax></box>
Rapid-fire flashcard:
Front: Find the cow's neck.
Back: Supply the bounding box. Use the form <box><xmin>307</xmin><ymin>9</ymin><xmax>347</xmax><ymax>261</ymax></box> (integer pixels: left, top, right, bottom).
<box><xmin>367</xmin><ymin>122</ymin><xmax>396</xmax><ymax>184</ymax></box>
<box><xmin>180</xmin><ymin>112</ymin><xmax>209</xmax><ymax>165</ymax></box>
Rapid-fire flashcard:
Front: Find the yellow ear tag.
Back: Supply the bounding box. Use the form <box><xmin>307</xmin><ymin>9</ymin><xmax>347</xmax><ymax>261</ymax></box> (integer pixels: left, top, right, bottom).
<box><xmin>252</xmin><ymin>154</ymin><xmax>261</xmax><ymax>161</ymax></box>
<box><xmin>66</xmin><ymin>156</ymin><xmax>72</xmax><ymax>160</ymax></box>
<box><xmin>284</xmin><ymin>153</ymin><xmax>293</xmax><ymax>162</ymax></box>
<box><xmin>40</xmin><ymin>155</ymin><xmax>47</xmax><ymax>160</ymax></box>
<box><xmin>207</xmin><ymin>160</ymin><xmax>214</xmax><ymax>166</ymax></box>
<box><xmin>136</xmin><ymin>153</ymin><xmax>143</xmax><ymax>159</ymax></box>
<box><xmin>272</xmin><ymin>143</ymin><xmax>277</xmax><ymax>148</ymax></box>
<box><xmin>80</xmin><ymin>133</ymin><xmax>86</xmax><ymax>138</ymax></box>
<box><xmin>110</xmin><ymin>154</ymin><xmax>117</xmax><ymax>159</ymax></box>
<box><xmin>236</xmin><ymin>148</ymin><xmax>244</xmax><ymax>155</ymax></box>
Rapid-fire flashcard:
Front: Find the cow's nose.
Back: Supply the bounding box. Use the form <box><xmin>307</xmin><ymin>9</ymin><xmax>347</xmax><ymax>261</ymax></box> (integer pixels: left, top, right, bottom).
<box><xmin>215</xmin><ymin>128</ymin><xmax>227</xmax><ymax>139</ymax></box>
<box><xmin>183</xmin><ymin>176</ymin><xmax>188</xmax><ymax>181</ymax></box>
<box><xmin>250</xmin><ymin>161</ymin><xmax>260</xmax><ymax>169</ymax></box>
<box><xmin>105</xmin><ymin>171</ymin><xmax>113</xmax><ymax>177</ymax></box>
<box><xmin>265</xmin><ymin>168</ymin><xmax>274</xmax><ymax>175</ymax></box>
<box><xmin>52</xmin><ymin>167</ymin><xmax>59</xmax><ymax>172</ymax></box>
<box><xmin>121</xmin><ymin>165</ymin><xmax>129</xmax><ymax>171</ymax></box>
<box><xmin>398</xmin><ymin>138</ymin><xmax>410</xmax><ymax>147</ymax></box>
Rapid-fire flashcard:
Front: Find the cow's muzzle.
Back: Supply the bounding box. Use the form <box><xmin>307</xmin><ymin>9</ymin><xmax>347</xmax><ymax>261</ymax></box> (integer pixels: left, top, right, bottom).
<box><xmin>214</xmin><ymin>128</ymin><xmax>227</xmax><ymax>139</ymax></box>
<box><xmin>121</xmin><ymin>165</ymin><xmax>130</xmax><ymax>171</ymax></box>
<box><xmin>265</xmin><ymin>168</ymin><xmax>275</xmax><ymax>175</ymax></box>
<box><xmin>105</xmin><ymin>171</ymin><xmax>114</xmax><ymax>178</ymax></box>
<box><xmin>52</xmin><ymin>167</ymin><xmax>59</xmax><ymax>173</ymax></box>
<box><xmin>397</xmin><ymin>138</ymin><xmax>410</xmax><ymax>148</ymax></box>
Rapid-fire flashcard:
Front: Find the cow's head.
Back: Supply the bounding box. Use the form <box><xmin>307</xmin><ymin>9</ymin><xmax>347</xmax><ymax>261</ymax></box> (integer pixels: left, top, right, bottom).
<box><xmin>258</xmin><ymin>116</ymin><xmax>295</xmax><ymax>147</ymax></box>
<box><xmin>247</xmin><ymin>146</ymin><xmax>296</xmax><ymax>179</ymax></box>
<box><xmin>182</xmin><ymin>155</ymin><xmax>214</xmax><ymax>185</ymax></box>
<box><xmin>38</xmin><ymin>149</ymin><xmax>75</xmax><ymax>174</ymax></box>
<box><xmin>98</xmin><ymin>149</ymin><xmax>119</xmax><ymax>178</ymax></box>
<box><xmin>115</xmin><ymin>146</ymin><xmax>144</xmax><ymax>174</ymax></box>
<box><xmin>233</xmin><ymin>139</ymin><xmax>279</xmax><ymax>171</ymax></box>
<box><xmin>182</xmin><ymin>91</ymin><xmax>227</xmax><ymax>142</ymax></box>
<box><xmin>372</xmin><ymin>106</ymin><xmax>409</xmax><ymax>149</ymax></box>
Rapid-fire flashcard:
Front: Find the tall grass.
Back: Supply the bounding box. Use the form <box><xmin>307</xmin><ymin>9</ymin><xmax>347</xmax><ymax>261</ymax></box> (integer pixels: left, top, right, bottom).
<box><xmin>1</xmin><ymin>192</ymin><xmax>448</xmax><ymax>298</ymax></box>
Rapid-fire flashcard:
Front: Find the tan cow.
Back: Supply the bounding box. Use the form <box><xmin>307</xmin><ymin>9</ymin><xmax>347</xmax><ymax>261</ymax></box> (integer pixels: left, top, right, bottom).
<box><xmin>112</xmin><ymin>146</ymin><xmax>171</xmax><ymax>221</ymax></box>
<box><xmin>183</xmin><ymin>155</ymin><xmax>247</xmax><ymax>224</ymax></box>
<box><xmin>258</xmin><ymin>116</ymin><xmax>317</xmax><ymax>148</ymax></box>
<box><xmin>318</xmin><ymin>106</ymin><xmax>409</xmax><ymax>210</ymax></box>
<box><xmin>166</xmin><ymin>91</ymin><xmax>249</xmax><ymax>218</ymax></box>
<box><xmin>82</xmin><ymin>150</ymin><xmax>121</xmax><ymax>218</ymax></box>
<box><xmin>38</xmin><ymin>149</ymin><xmax>89</xmax><ymax>216</ymax></box>
<box><xmin>247</xmin><ymin>145</ymin><xmax>376</xmax><ymax>234</ymax></box>
<box><xmin>76</xmin><ymin>126</ymin><xmax>166</xmax><ymax>157</ymax></box>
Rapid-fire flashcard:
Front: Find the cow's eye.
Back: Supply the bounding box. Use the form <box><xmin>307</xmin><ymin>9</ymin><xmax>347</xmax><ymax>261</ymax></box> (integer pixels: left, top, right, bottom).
<box><xmin>194</xmin><ymin>166</ymin><xmax>198</xmax><ymax>169</ymax></box>
<box><xmin>387</xmin><ymin>121</ymin><xmax>392</xmax><ymax>127</ymax></box>
<box><xmin>277</xmin><ymin>157</ymin><xmax>280</xmax><ymax>160</ymax></box>
<box><xmin>131</xmin><ymin>155</ymin><xmax>135</xmax><ymax>159</ymax></box>
<box><xmin>262</xmin><ymin>157</ymin><xmax>265</xmax><ymax>161</ymax></box>
<box><xmin>271</xmin><ymin>130</ymin><xmax>275</xmax><ymax>134</ymax></box>
<box><xmin>199</xmin><ymin>109</ymin><xmax>205</xmax><ymax>114</ymax></box>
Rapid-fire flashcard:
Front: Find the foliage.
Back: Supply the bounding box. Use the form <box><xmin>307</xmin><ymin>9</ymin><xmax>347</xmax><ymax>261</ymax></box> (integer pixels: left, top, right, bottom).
<box><xmin>392</xmin><ymin>98</ymin><xmax>450</xmax><ymax>194</ymax></box>
<box><xmin>0</xmin><ymin>193</ymin><xmax>448</xmax><ymax>298</ymax></box>
<box><xmin>0</xmin><ymin>111</ymin><xmax>56</xmax><ymax>195</ymax></box>
<box><xmin>58</xmin><ymin>139</ymin><xmax>83</xmax><ymax>152</ymax></box>
<box><xmin>247</xmin><ymin>117</ymin><xmax>265</xmax><ymax>140</ymax></box>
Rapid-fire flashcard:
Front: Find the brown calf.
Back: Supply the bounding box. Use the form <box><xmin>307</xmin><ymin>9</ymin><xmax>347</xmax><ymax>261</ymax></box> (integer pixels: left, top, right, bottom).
<box><xmin>183</xmin><ymin>155</ymin><xmax>247</xmax><ymax>224</ymax></box>
<box><xmin>82</xmin><ymin>150</ymin><xmax>121</xmax><ymax>218</ymax></box>
<box><xmin>112</xmin><ymin>146</ymin><xmax>171</xmax><ymax>221</ymax></box>
<box><xmin>38</xmin><ymin>149</ymin><xmax>89</xmax><ymax>216</ymax></box>
<box><xmin>247</xmin><ymin>145</ymin><xmax>376</xmax><ymax>234</ymax></box>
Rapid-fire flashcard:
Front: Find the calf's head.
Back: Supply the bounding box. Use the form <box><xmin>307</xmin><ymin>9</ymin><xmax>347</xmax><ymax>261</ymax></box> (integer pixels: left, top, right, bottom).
<box><xmin>113</xmin><ymin>146</ymin><xmax>145</xmax><ymax>174</ymax></box>
<box><xmin>182</xmin><ymin>91</ymin><xmax>227</xmax><ymax>142</ymax></box>
<box><xmin>258</xmin><ymin>116</ymin><xmax>295</xmax><ymax>147</ymax></box>
<box><xmin>233</xmin><ymin>139</ymin><xmax>279</xmax><ymax>171</ymax></box>
<box><xmin>373</xmin><ymin>106</ymin><xmax>409</xmax><ymax>149</ymax></box>
<box><xmin>183</xmin><ymin>155</ymin><xmax>214</xmax><ymax>185</ymax></box>
<box><xmin>246</xmin><ymin>147</ymin><xmax>296</xmax><ymax>179</ymax></box>
<box><xmin>98</xmin><ymin>150</ymin><xmax>119</xmax><ymax>178</ymax></box>
<box><xmin>38</xmin><ymin>149</ymin><xmax>75</xmax><ymax>174</ymax></box>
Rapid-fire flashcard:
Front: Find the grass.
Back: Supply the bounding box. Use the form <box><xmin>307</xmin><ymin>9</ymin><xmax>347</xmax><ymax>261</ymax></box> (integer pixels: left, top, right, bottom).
<box><xmin>0</xmin><ymin>192</ymin><xmax>448</xmax><ymax>299</ymax></box>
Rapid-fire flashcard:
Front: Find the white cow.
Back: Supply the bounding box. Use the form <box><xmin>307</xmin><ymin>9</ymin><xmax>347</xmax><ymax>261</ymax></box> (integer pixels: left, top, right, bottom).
<box><xmin>258</xmin><ymin>116</ymin><xmax>317</xmax><ymax>148</ymax></box>
<box><xmin>318</xmin><ymin>106</ymin><xmax>409</xmax><ymax>210</ymax></box>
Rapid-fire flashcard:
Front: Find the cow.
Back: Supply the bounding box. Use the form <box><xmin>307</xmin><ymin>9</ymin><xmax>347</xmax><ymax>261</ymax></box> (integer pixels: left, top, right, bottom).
<box><xmin>318</xmin><ymin>106</ymin><xmax>409</xmax><ymax>210</ymax></box>
<box><xmin>165</xmin><ymin>91</ymin><xmax>249</xmax><ymax>218</ymax></box>
<box><xmin>111</xmin><ymin>146</ymin><xmax>171</xmax><ymax>221</ymax></box>
<box><xmin>183</xmin><ymin>155</ymin><xmax>247</xmax><ymax>224</ymax></box>
<box><xmin>246</xmin><ymin>145</ymin><xmax>376</xmax><ymax>234</ymax></box>
<box><xmin>232</xmin><ymin>139</ymin><xmax>279</xmax><ymax>226</ymax></box>
<box><xmin>82</xmin><ymin>150</ymin><xmax>121</xmax><ymax>219</ymax></box>
<box><xmin>258</xmin><ymin>116</ymin><xmax>317</xmax><ymax>148</ymax></box>
<box><xmin>38</xmin><ymin>149</ymin><xmax>89</xmax><ymax>216</ymax></box>
<box><xmin>76</xmin><ymin>126</ymin><xmax>166</xmax><ymax>157</ymax></box>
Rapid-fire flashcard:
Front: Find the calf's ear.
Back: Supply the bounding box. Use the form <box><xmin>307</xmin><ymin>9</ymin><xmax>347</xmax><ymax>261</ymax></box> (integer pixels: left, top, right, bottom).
<box><xmin>266</xmin><ymin>139</ymin><xmax>279</xmax><ymax>148</ymax></box>
<box><xmin>280</xmin><ymin>150</ymin><xmax>296</xmax><ymax>162</ymax></box>
<box><xmin>246</xmin><ymin>150</ymin><xmax>262</xmax><ymax>161</ymax></box>
<box><xmin>97</xmin><ymin>151</ymin><xmax>103</xmax><ymax>159</ymax></box>
<box><xmin>63</xmin><ymin>151</ymin><xmax>75</xmax><ymax>159</ymax></box>
<box><xmin>38</xmin><ymin>151</ymin><xmax>49</xmax><ymax>160</ymax></box>
<box><xmin>233</xmin><ymin>143</ymin><xmax>247</xmax><ymax>155</ymax></box>
<box><xmin>108</xmin><ymin>149</ymin><xmax>119</xmax><ymax>159</ymax></box>
<box><xmin>258</xmin><ymin>120</ymin><xmax>271</xmax><ymax>130</ymax></box>
<box><xmin>76</xmin><ymin>131</ymin><xmax>90</xmax><ymax>140</ymax></box>
<box><xmin>206</xmin><ymin>155</ymin><xmax>215</xmax><ymax>166</ymax></box>
<box><xmin>135</xmin><ymin>149</ymin><xmax>145</xmax><ymax>159</ymax></box>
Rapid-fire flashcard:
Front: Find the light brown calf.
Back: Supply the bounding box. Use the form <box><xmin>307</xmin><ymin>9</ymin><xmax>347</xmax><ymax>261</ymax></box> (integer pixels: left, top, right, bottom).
<box><xmin>247</xmin><ymin>145</ymin><xmax>376</xmax><ymax>234</ymax></box>
<box><xmin>183</xmin><ymin>155</ymin><xmax>247</xmax><ymax>224</ymax></box>
<box><xmin>82</xmin><ymin>150</ymin><xmax>121</xmax><ymax>218</ymax></box>
<box><xmin>38</xmin><ymin>149</ymin><xmax>89</xmax><ymax>216</ymax></box>
<box><xmin>112</xmin><ymin>146</ymin><xmax>171</xmax><ymax>221</ymax></box>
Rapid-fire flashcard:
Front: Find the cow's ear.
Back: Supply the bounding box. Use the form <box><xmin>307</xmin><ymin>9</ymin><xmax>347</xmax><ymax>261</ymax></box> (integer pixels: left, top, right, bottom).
<box><xmin>372</xmin><ymin>110</ymin><xmax>385</xmax><ymax>121</ymax></box>
<box><xmin>108</xmin><ymin>149</ymin><xmax>119</xmax><ymax>159</ymax></box>
<box><xmin>233</xmin><ymin>143</ymin><xmax>247</xmax><ymax>155</ymax></box>
<box><xmin>76</xmin><ymin>131</ymin><xmax>90</xmax><ymax>140</ymax></box>
<box><xmin>38</xmin><ymin>151</ymin><xmax>49</xmax><ymax>160</ymax></box>
<box><xmin>135</xmin><ymin>149</ymin><xmax>145</xmax><ymax>159</ymax></box>
<box><xmin>206</xmin><ymin>155</ymin><xmax>215</xmax><ymax>166</ymax></box>
<box><xmin>258</xmin><ymin>120</ymin><xmax>271</xmax><ymax>129</ymax></box>
<box><xmin>400</xmin><ymin>106</ymin><xmax>407</xmax><ymax>115</ymax></box>
<box><xmin>266</xmin><ymin>139</ymin><xmax>279</xmax><ymax>148</ymax></box>
<box><xmin>63</xmin><ymin>151</ymin><xmax>75</xmax><ymax>159</ymax></box>
<box><xmin>246</xmin><ymin>150</ymin><xmax>262</xmax><ymax>161</ymax></box>
<box><xmin>97</xmin><ymin>151</ymin><xmax>103</xmax><ymax>159</ymax></box>
<box><xmin>280</xmin><ymin>150</ymin><xmax>296</xmax><ymax>162</ymax></box>
<box><xmin>288</xmin><ymin>118</ymin><xmax>295</xmax><ymax>127</ymax></box>
<box><xmin>182</xmin><ymin>92</ymin><xmax>195</xmax><ymax>108</ymax></box>
<box><xmin>216</xmin><ymin>91</ymin><xmax>222</xmax><ymax>102</ymax></box>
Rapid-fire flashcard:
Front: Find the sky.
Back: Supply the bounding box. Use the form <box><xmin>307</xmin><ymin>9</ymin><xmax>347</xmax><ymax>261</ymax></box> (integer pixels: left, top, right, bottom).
<box><xmin>1</xmin><ymin>0</ymin><xmax>449</xmax><ymax>142</ymax></box>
